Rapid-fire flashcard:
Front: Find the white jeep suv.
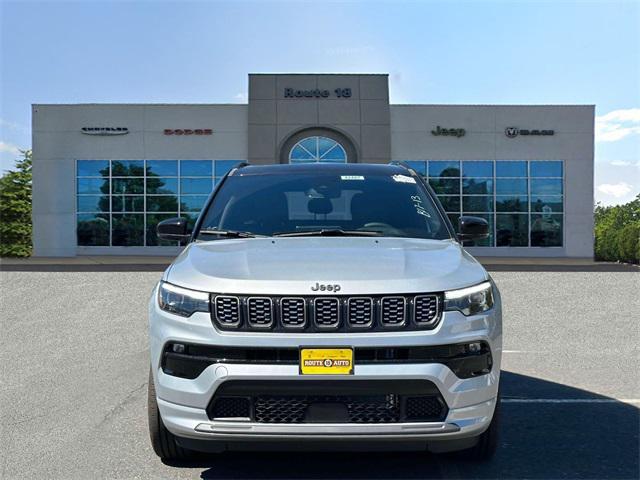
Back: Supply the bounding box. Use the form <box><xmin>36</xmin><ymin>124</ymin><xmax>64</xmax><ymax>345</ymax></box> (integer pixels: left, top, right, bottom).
<box><xmin>148</xmin><ymin>162</ymin><xmax>502</xmax><ymax>461</ymax></box>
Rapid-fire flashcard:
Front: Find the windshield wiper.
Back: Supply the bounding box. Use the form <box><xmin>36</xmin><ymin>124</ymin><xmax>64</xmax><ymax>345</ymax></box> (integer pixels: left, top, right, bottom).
<box><xmin>198</xmin><ymin>228</ymin><xmax>263</xmax><ymax>238</ymax></box>
<box><xmin>273</xmin><ymin>229</ymin><xmax>383</xmax><ymax>238</ymax></box>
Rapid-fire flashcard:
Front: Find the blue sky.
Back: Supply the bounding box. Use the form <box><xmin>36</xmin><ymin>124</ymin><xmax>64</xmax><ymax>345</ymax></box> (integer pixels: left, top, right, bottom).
<box><xmin>1</xmin><ymin>0</ymin><xmax>638</xmax><ymax>205</ymax></box>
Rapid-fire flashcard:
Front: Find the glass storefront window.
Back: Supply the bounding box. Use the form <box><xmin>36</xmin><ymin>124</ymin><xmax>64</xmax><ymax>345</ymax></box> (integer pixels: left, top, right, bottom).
<box><xmin>462</xmin><ymin>161</ymin><xmax>493</xmax><ymax>177</ymax></box>
<box><xmin>531</xmin><ymin>214</ymin><xmax>563</xmax><ymax>247</ymax></box>
<box><xmin>76</xmin><ymin>159</ymin><xmax>240</xmax><ymax>246</ymax></box>
<box><xmin>147</xmin><ymin>195</ymin><xmax>179</xmax><ymax>212</ymax></box>
<box><xmin>496</xmin><ymin>161</ymin><xmax>527</xmax><ymax>177</ymax></box>
<box><xmin>180</xmin><ymin>196</ymin><xmax>208</xmax><ymax>212</ymax></box>
<box><xmin>112</xmin><ymin>178</ymin><xmax>144</xmax><ymax>195</ymax></box>
<box><xmin>77</xmin><ymin>178</ymin><xmax>109</xmax><ymax>195</ymax></box>
<box><xmin>463</xmin><ymin>196</ymin><xmax>493</xmax><ymax>212</ymax></box>
<box><xmin>395</xmin><ymin>159</ymin><xmax>564</xmax><ymax>248</ymax></box>
<box><xmin>531</xmin><ymin>178</ymin><xmax>563</xmax><ymax>195</ymax></box>
<box><xmin>77</xmin><ymin>160</ymin><xmax>109</xmax><ymax>177</ymax></box>
<box><xmin>146</xmin><ymin>177</ymin><xmax>178</xmax><ymax>195</ymax></box>
<box><xmin>111</xmin><ymin>160</ymin><xmax>144</xmax><ymax>176</ymax></box>
<box><xmin>496</xmin><ymin>195</ymin><xmax>528</xmax><ymax>212</ymax></box>
<box><xmin>462</xmin><ymin>178</ymin><xmax>493</xmax><ymax>194</ymax></box>
<box><xmin>530</xmin><ymin>161</ymin><xmax>562</xmax><ymax>177</ymax></box>
<box><xmin>147</xmin><ymin>160</ymin><xmax>178</xmax><ymax>177</ymax></box>
<box><xmin>180</xmin><ymin>160</ymin><xmax>213</xmax><ymax>177</ymax></box>
<box><xmin>496</xmin><ymin>178</ymin><xmax>528</xmax><ymax>195</ymax></box>
<box><xmin>112</xmin><ymin>196</ymin><xmax>145</xmax><ymax>212</ymax></box>
<box><xmin>496</xmin><ymin>213</ymin><xmax>529</xmax><ymax>247</ymax></box>
<box><xmin>531</xmin><ymin>195</ymin><xmax>563</xmax><ymax>213</ymax></box>
<box><xmin>429</xmin><ymin>178</ymin><xmax>460</xmax><ymax>195</ymax></box>
<box><xmin>180</xmin><ymin>178</ymin><xmax>213</xmax><ymax>195</ymax></box>
<box><xmin>429</xmin><ymin>161</ymin><xmax>460</xmax><ymax>177</ymax></box>
<box><xmin>77</xmin><ymin>159</ymin><xmax>564</xmax><ymax>249</ymax></box>
<box><xmin>111</xmin><ymin>214</ymin><xmax>144</xmax><ymax>246</ymax></box>
<box><xmin>77</xmin><ymin>196</ymin><xmax>109</xmax><ymax>213</ymax></box>
<box><xmin>289</xmin><ymin>136</ymin><xmax>347</xmax><ymax>163</ymax></box>
<box><xmin>76</xmin><ymin>214</ymin><xmax>109</xmax><ymax>246</ymax></box>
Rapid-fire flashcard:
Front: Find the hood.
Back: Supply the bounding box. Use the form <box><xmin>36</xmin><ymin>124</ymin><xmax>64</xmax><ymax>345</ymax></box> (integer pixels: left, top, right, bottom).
<box><xmin>165</xmin><ymin>237</ymin><xmax>488</xmax><ymax>295</ymax></box>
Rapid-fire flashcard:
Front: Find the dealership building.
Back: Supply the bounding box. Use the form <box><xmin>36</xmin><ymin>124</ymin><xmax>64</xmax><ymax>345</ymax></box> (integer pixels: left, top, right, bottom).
<box><xmin>32</xmin><ymin>73</ymin><xmax>595</xmax><ymax>257</ymax></box>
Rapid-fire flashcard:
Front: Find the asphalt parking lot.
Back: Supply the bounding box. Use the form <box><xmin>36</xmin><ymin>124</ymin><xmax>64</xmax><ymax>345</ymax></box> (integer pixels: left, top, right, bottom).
<box><xmin>1</xmin><ymin>270</ymin><xmax>638</xmax><ymax>479</ymax></box>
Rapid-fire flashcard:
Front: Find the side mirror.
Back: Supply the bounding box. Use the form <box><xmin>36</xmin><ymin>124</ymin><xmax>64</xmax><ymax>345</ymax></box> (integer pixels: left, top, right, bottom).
<box><xmin>458</xmin><ymin>216</ymin><xmax>489</xmax><ymax>242</ymax></box>
<box><xmin>157</xmin><ymin>217</ymin><xmax>191</xmax><ymax>241</ymax></box>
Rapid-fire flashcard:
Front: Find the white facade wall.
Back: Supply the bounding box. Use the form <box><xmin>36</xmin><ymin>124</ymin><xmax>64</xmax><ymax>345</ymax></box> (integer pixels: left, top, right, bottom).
<box><xmin>32</xmin><ymin>104</ymin><xmax>248</xmax><ymax>256</ymax></box>
<box><xmin>390</xmin><ymin>105</ymin><xmax>594</xmax><ymax>258</ymax></box>
<box><xmin>31</xmin><ymin>101</ymin><xmax>594</xmax><ymax>258</ymax></box>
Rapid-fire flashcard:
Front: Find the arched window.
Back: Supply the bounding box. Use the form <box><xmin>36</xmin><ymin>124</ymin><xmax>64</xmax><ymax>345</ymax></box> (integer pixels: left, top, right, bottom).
<box><xmin>288</xmin><ymin>136</ymin><xmax>347</xmax><ymax>164</ymax></box>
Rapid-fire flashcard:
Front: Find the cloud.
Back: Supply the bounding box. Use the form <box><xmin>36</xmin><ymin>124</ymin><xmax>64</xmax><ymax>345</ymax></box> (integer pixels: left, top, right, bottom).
<box><xmin>610</xmin><ymin>160</ymin><xmax>640</xmax><ymax>167</ymax></box>
<box><xmin>0</xmin><ymin>141</ymin><xmax>21</xmax><ymax>155</ymax></box>
<box><xmin>597</xmin><ymin>182</ymin><xmax>634</xmax><ymax>198</ymax></box>
<box><xmin>0</xmin><ymin>118</ymin><xmax>28</xmax><ymax>132</ymax></box>
<box><xmin>595</xmin><ymin>108</ymin><xmax>640</xmax><ymax>142</ymax></box>
<box><xmin>233</xmin><ymin>92</ymin><xmax>247</xmax><ymax>103</ymax></box>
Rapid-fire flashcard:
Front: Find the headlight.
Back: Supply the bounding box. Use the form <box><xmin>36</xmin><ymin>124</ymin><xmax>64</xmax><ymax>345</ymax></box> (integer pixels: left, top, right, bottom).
<box><xmin>158</xmin><ymin>281</ymin><xmax>210</xmax><ymax>317</ymax></box>
<box><xmin>444</xmin><ymin>281</ymin><xmax>494</xmax><ymax>316</ymax></box>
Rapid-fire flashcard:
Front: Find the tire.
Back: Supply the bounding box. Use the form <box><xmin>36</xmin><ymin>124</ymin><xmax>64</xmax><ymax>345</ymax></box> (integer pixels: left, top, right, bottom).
<box><xmin>463</xmin><ymin>392</ymin><xmax>500</xmax><ymax>461</ymax></box>
<box><xmin>147</xmin><ymin>369</ymin><xmax>192</xmax><ymax>461</ymax></box>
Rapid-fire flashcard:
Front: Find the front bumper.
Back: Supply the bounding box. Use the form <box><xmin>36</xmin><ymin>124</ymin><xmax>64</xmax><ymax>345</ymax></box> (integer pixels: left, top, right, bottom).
<box><xmin>148</xmin><ymin>284</ymin><xmax>502</xmax><ymax>447</ymax></box>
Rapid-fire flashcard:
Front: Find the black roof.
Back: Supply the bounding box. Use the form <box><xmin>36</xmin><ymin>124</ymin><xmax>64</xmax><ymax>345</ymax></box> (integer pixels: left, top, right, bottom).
<box><xmin>232</xmin><ymin>163</ymin><xmax>411</xmax><ymax>176</ymax></box>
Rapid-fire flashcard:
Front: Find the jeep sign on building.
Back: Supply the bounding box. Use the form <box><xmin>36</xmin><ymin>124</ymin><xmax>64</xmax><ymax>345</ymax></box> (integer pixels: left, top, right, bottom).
<box><xmin>31</xmin><ymin>73</ymin><xmax>594</xmax><ymax>257</ymax></box>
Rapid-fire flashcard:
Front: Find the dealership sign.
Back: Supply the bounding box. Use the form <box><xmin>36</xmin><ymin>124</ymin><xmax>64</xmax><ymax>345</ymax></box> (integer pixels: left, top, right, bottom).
<box><xmin>81</xmin><ymin>127</ymin><xmax>129</xmax><ymax>135</ymax></box>
<box><xmin>505</xmin><ymin>127</ymin><xmax>554</xmax><ymax>138</ymax></box>
<box><xmin>164</xmin><ymin>129</ymin><xmax>212</xmax><ymax>135</ymax></box>
<box><xmin>284</xmin><ymin>88</ymin><xmax>352</xmax><ymax>98</ymax></box>
<box><xmin>431</xmin><ymin>126</ymin><xmax>466</xmax><ymax>138</ymax></box>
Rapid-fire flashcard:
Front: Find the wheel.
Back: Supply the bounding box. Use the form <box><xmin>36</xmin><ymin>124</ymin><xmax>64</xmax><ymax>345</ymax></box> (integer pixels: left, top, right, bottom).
<box><xmin>463</xmin><ymin>392</ymin><xmax>500</xmax><ymax>461</ymax></box>
<box><xmin>147</xmin><ymin>368</ymin><xmax>192</xmax><ymax>461</ymax></box>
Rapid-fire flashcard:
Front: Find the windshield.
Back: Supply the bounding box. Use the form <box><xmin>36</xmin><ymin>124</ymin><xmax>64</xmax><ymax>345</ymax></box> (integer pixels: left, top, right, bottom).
<box><xmin>197</xmin><ymin>171</ymin><xmax>452</xmax><ymax>240</ymax></box>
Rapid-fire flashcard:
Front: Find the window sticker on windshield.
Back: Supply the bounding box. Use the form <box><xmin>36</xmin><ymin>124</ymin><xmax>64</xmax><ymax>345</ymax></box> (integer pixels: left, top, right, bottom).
<box><xmin>340</xmin><ymin>175</ymin><xmax>365</xmax><ymax>181</ymax></box>
<box><xmin>411</xmin><ymin>195</ymin><xmax>432</xmax><ymax>218</ymax></box>
<box><xmin>392</xmin><ymin>174</ymin><xmax>416</xmax><ymax>184</ymax></box>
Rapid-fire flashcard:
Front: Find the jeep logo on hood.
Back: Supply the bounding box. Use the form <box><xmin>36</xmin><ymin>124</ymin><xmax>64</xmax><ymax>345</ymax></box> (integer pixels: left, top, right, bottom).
<box><xmin>311</xmin><ymin>283</ymin><xmax>341</xmax><ymax>292</ymax></box>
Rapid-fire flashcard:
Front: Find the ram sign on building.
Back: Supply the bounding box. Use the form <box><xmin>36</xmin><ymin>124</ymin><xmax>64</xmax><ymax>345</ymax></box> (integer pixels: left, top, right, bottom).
<box><xmin>32</xmin><ymin>73</ymin><xmax>594</xmax><ymax>258</ymax></box>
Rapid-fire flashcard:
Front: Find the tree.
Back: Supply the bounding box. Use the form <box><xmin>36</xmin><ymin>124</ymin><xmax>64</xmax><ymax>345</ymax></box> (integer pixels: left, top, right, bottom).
<box><xmin>0</xmin><ymin>149</ymin><xmax>32</xmax><ymax>257</ymax></box>
<box><xmin>594</xmin><ymin>194</ymin><xmax>640</xmax><ymax>264</ymax></box>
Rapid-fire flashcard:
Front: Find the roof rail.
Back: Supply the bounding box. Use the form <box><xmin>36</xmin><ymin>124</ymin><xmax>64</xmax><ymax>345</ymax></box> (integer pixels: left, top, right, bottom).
<box><xmin>388</xmin><ymin>160</ymin><xmax>416</xmax><ymax>174</ymax></box>
<box><xmin>228</xmin><ymin>161</ymin><xmax>250</xmax><ymax>175</ymax></box>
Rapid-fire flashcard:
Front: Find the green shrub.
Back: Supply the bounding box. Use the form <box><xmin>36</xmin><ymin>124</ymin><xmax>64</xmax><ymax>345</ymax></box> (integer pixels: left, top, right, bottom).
<box><xmin>594</xmin><ymin>194</ymin><xmax>640</xmax><ymax>264</ymax></box>
<box><xmin>0</xmin><ymin>150</ymin><xmax>32</xmax><ymax>257</ymax></box>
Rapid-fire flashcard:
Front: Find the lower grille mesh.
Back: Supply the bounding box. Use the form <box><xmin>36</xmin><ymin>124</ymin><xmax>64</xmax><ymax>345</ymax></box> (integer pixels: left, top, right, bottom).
<box><xmin>405</xmin><ymin>396</ymin><xmax>445</xmax><ymax>421</ymax></box>
<box><xmin>210</xmin><ymin>397</ymin><xmax>250</xmax><ymax>419</ymax></box>
<box><xmin>247</xmin><ymin>394</ymin><xmax>444</xmax><ymax>424</ymax></box>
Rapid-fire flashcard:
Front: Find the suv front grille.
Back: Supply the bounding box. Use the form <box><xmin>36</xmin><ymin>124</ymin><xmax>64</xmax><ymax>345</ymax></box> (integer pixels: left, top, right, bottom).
<box><xmin>314</xmin><ymin>298</ymin><xmax>340</xmax><ymax>328</ymax></box>
<box><xmin>381</xmin><ymin>297</ymin><xmax>406</xmax><ymax>326</ymax></box>
<box><xmin>281</xmin><ymin>297</ymin><xmax>306</xmax><ymax>327</ymax></box>
<box><xmin>348</xmin><ymin>297</ymin><xmax>373</xmax><ymax>327</ymax></box>
<box><xmin>214</xmin><ymin>296</ymin><xmax>240</xmax><ymax>326</ymax></box>
<box><xmin>247</xmin><ymin>297</ymin><xmax>273</xmax><ymax>328</ymax></box>
<box><xmin>210</xmin><ymin>293</ymin><xmax>444</xmax><ymax>332</ymax></box>
<box><xmin>414</xmin><ymin>295</ymin><xmax>439</xmax><ymax>325</ymax></box>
